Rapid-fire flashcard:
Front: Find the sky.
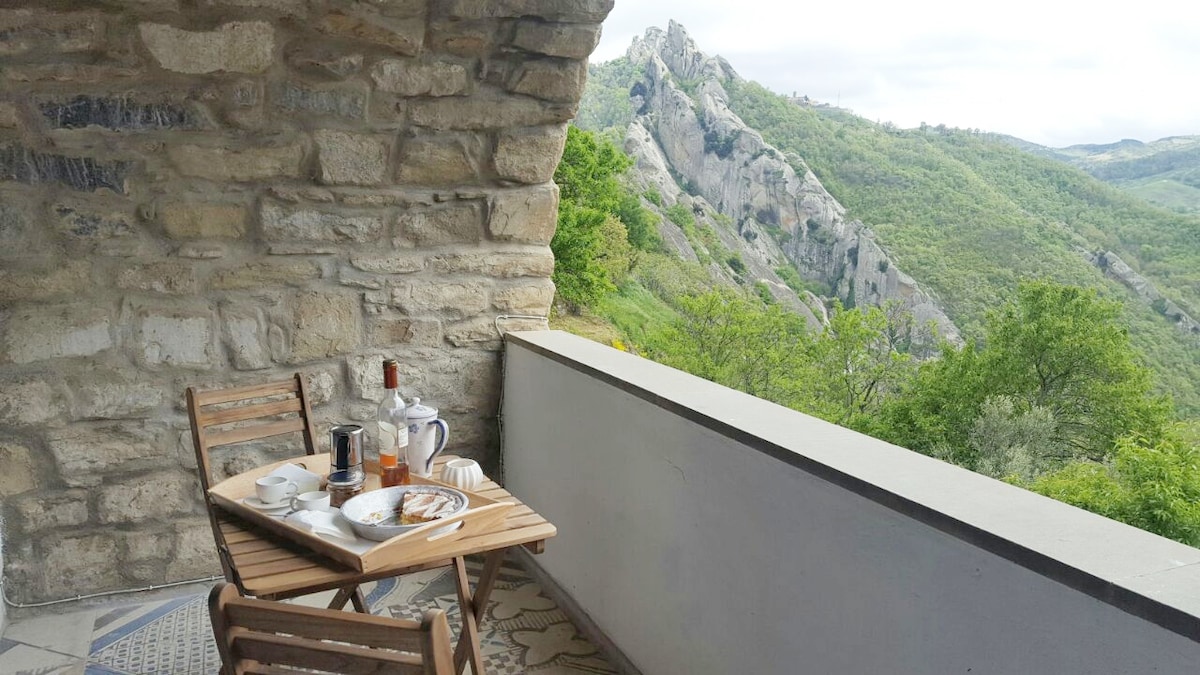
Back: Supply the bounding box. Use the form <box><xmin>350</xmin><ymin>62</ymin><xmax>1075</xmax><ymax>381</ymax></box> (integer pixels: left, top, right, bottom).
<box><xmin>591</xmin><ymin>0</ymin><xmax>1200</xmax><ymax>148</ymax></box>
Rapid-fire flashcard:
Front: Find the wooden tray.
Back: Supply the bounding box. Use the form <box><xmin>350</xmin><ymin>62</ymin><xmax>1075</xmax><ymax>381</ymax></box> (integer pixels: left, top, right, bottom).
<box><xmin>208</xmin><ymin>455</ymin><xmax>513</xmax><ymax>574</ymax></box>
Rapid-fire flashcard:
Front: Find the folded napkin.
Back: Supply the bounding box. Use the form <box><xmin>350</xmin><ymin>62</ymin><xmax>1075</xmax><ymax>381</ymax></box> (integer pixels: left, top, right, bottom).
<box><xmin>267</xmin><ymin>463</ymin><xmax>321</xmax><ymax>495</ymax></box>
<box><xmin>284</xmin><ymin>510</ymin><xmax>357</xmax><ymax>542</ymax></box>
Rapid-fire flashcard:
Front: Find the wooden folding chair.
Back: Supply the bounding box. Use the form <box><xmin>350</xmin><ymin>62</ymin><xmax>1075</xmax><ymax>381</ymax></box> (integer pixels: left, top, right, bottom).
<box><xmin>208</xmin><ymin>582</ymin><xmax>455</xmax><ymax>675</ymax></box>
<box><xmin>187</xmin><ymin>374</ymin><xmax>367</xmax><ymax>612</ymax></box>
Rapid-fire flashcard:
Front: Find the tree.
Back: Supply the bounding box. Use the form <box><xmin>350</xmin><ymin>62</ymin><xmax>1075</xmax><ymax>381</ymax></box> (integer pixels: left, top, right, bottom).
<box><xmin>807</xmin><ymin>301</ymin><xmax>916</xmax><ymax>430</ymax></box>
<box><xmin>879</xmin><ymin>280</ymin><xmax>1170</xmax><ymax>469</ymax></box>
<box><xmin>1029</xmin><ymin>429</ymin><xmax>1200</xmax><ymax>546</ymax></box>
<box><xmin>650</xmin><ymin>289</ymin><xmax>815</xmax><ymax>407</ymax></box>
<box><xmin>551</xmin><ymin>126</ymin><xmax>661</xmax><ymax>311</ymax></box>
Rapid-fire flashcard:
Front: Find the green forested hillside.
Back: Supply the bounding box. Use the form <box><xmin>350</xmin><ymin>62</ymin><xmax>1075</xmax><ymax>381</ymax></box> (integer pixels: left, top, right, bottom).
<box><xmin>720</xmin><ymin>80</ymin><xmax>1200</xmax><ymax>414</ymax></box>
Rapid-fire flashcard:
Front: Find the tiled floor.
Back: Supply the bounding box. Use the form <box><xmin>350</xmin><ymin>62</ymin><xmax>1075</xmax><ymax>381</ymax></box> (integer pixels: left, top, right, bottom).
<box><xmin>1</xmin><ymin>557</ymin><xmax>617</xmax><ymax>675</ymax></box>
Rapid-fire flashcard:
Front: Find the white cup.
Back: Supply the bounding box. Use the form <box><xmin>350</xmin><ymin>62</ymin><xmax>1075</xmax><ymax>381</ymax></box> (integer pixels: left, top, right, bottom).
<box><xmin>255</xmin><ymin>476</ymin><xmax>298</xmax><ymax>505</ymax></box>
<box><xmin>441</xmin><ymin>458</ymin><xmax>484</xmax><ymax>491</ymax></box>
<box><xmin>290</xmin><ymin>490</ymin><xmax>331</xmax><ymax>512</ymax></box>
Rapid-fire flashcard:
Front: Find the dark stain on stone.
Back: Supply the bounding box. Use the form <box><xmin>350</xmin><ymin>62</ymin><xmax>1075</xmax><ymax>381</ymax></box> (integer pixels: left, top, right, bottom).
<box><xmin>39</xmin><ymin>96</ymin><xmax>202</xmax><ymax>131</ymax></box>
<box><xmin>0</xmin><ymin>144</ymin><xmax>130</xmax><ymax>193</ymax></box>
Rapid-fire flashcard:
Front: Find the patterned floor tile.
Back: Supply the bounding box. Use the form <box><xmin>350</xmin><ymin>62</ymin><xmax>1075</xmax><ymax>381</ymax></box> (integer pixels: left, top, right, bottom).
<box><xmin>3</xmin><ymin>557</ymin><xmax>618</xmax><ymax>675</ymax></box>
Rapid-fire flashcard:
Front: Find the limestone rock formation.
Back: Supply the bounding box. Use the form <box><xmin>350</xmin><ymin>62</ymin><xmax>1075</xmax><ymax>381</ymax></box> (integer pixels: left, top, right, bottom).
<box><xmin>620</xmin><ymin>22</ymin><xmax>959</xmax><ymax>342</ymax></box>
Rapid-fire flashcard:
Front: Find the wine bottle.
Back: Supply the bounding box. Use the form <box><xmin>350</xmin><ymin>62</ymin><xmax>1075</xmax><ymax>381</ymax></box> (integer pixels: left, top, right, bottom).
<box><xmin>376</xmin><ymin>359</ymin><xmax>410</xmax><ymax>486</ymax></box>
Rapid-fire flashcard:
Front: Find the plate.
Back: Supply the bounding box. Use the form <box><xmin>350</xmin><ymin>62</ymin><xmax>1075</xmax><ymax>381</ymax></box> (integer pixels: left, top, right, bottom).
<box><xmin>243</xmin><ymin>496</ymin><xmax>292</xmax><ymax>512</ymax></box>
<box><xmin>340</xmin><ymin>485</ymin><xmax>468</xmax><ymax>542</ymax></box>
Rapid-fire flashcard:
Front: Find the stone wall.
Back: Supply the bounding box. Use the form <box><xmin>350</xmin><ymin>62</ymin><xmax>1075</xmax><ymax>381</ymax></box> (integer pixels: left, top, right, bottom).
<box><xmin>0</xmin><ymin>0</ymin><xmax>611</xmax><ymax>604</ymax></box>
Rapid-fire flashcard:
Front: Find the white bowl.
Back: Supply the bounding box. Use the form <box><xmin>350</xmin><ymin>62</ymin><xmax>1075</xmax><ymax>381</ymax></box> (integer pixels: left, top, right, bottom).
<box><xmin>340</xmin><ymin>485</ymin><xmax>468</xmax><ymax>542</ymax></box>
<box><xmin>441</xmin><ymin>458</ymin><xmax>484</xmax><ymax>491</ymax></box>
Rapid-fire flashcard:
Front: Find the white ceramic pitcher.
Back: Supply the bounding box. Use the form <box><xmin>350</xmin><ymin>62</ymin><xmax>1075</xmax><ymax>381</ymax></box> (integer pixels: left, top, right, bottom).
<box><xmin>405</xmin><ymin>397</ymin><xmax>449</xmax><ymax>478</ymax></box>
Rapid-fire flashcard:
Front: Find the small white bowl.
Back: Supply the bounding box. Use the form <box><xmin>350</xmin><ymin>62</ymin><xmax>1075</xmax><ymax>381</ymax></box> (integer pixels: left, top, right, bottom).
<box><xmin>441</xmin><ymin>458</ymin><xmax>484</xmax><ymax>491</ymax></box>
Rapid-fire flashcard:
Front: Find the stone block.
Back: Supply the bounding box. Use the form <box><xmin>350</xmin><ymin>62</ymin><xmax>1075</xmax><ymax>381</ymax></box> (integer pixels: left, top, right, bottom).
<box><xmin>97</xmin><ymin>470</ymin><xmax>196</xmax><ymax>524</ymax></box>
<box><xmin>209</xmin><ymin>260</ymin><xmax>323</xmax><ymax>290</ymax></box>
<box><xmin>316</xmin><ymin>10</ymin><xmax>423</xmax><ymax>55</ymax></box>
<box><xmin>0</xmin><ymin>261</ymin><xmax>91</xmax><ymax>303</ymax></box>
<box><xmin>493</xmin><ymin>279</ymin><xmax>555</xmax><ymax>313</ymax></box>
<box><xmin>39</xmin><ymin>95</ymin><xmax>207</xmax><ymax>131</ymax></box>
<box><xmin>304</xmin><ymin>368</ymin><xmax>337</xmax><ymax>404</ymax></box>
<box><xmin>347</xmin><ymin>351</ymin><xmax>426</xmax><ymax>401</ymax></box>
<box><xmin>0</xmin><ymin>143</ymin><xmax>130</xmax><ymax>193</ymax></box>
<box><xmin>494</xmin><ymin>124</ymin><xmax>568</xmax><ymax>183</ymax></box>
<box><xmin>74</xmin><ymin>374</ymin><xmax>165</xmax><ymax>419</ymax></box>
<box><xmin>290</xmin><ymin>291</ymin><xmax>362</xmax><ymax>361</ymax></box>
<box><xmin>116</xmin><ymin>262</ymin><xmax>199</xmax><ymax>295</ymax></box>
<box><xmin>429</xmin><ymin>248</ymin><xmax>555</xmax><ymax>278</ymax></box>
<box><xmin>220</xmin><ymin>305</ymin><xmax>271</xmax><ymax>370</ymax></box>
<box><xmin>0</xmin><ymin>442</ymin><xmax>36</xmax><ymax>496</ymax></box>
<box><xmin>368</xmin><ymin>314</ymin><xmax>442</xmax><ymax>348</ymax></box>
<box><xmin>349</xmin><ymin>253</ymin><xmax>425</xmax><ymax>274</ymax></box>
<box><xmin>488</xmin><ymin>184</ymin><xmax>559</xmax><ymax>244</ymax></box>
<box><xmin>2</xmin><ymin>64</ymin><xmax>141</xmax><ymax>84</ymax></box>
<box><xmin>47</xmin><ymin>424</ymin><xmax>162</xmax><ymax>486</ymax></box>
<box><xmin>261</xmin><ymin>201</ymin><xmax>386</xmax><ymax>243</ymax></box>
<box><xmin>52</xmin><ymin>202</ymin><xmax>136</xmax><ymax>240</ymax></box>
<box><xmin>398</xmin><ymin>203</ymin><xmax>484</xmax><ymax>245</ymax></box>
<box><xmin>13</xmin><ymin>490</ymin><xmax>89</xmax><ymax>532</ymax></box>
<box><xmin>426</xmin><ymin>19</ymin><xmax>496</xmax><ymax>57</ymax></box>
<box><xmin>168</xmin><ymin>141</ymin><xmax>304</xmax><ymax>181</ymax></box>
<box><xmin>0</xmin><ymin>379</ymin><xmax>65</xmax><ymax>427</ymax></box>
<box><xmin>0</xmin><ymin>102</ymin><xmax>18</xmax><ymax>127</ymax></box>
<box><xmin>409</xmin><ymin>92</ymin><xmax>573</xmax><ymax>130</ymax></box>
<box><xmin>444</xmin><ymin>316</ymin><xmax>501</xmax><ymax>348</ymax></box>
<box><xmin>160</xmin><ymin>201</ymin><xmax>247</xmax><ymax>239</ymax></box>
<box><xmin>33</xmin><ymin>533</ymin><xmax>122</xmax><ymax>600</ymax></box>
<box><xmin>511</xmin><ymin>21</ymin><xmax>602</xmax><ymax>58</ymax></box>
<box><xmin>117</xmin><ymin>528</ymin><xmax>173</xmax><ymax>566</ymax></box>
<box><xmin>371</xmin><ymin>59</ymin><xmax>469</xmax><ymax>96</ymax></box>
<box><xmin>178</xmin><ymin>243</ymin><xmax>228</xmax><ymax>259</ymax></box>
<box><xmin>3</xmin><ymin>304</ymin><xmax>113</xmax><ymax>364</ymax></box>
<box><xmin>314</xmin><ymin>130</ymin><xmax>390</xmax><ymax>186</ymax></box>
<box><xmin>396</xmin><ymin>133</ymin><xmax>484</xmax><ymax>186</ymax></box>
<box><xmin>274</xmin><ymin>82</ymin><xmax>366</xmax><ymax>119</ymax></box>
<box><xmin>447</xmin><ymin>0</ymin><xmax>613</xmax><ymax>22</ymax></box>
<box><xmin>0</xmin><ymin>200</ymin><xmax>33</xmax><ymax>246</ymax></box>
<box><xmin>337</xmin><ymin>267</ymin><xmax>385</xmax><ymax>290</ymax></box>
<box><xmin>140</xmin><ymin>21</ymin><xmax>275</xmax><ymax>74</ymax></box>
<box><xmin>509</xmin><ymin>58</ymin><xmax>587</xmax><ymax>103</ymax></box>
<box><xmin>285</xmin><ymin>45</ymin><xmax>364</xmax><ymax>78</ymax></box>
<box><xmin>166</xmin><ymin>519</ymin><xmax>222</xmax><ymax>579</ymax></box>
<box><xmin>0</xmin><ymin>10</ymin><xmax>104</xmax><ymax>55</ymax></box>
<box><xmin>392</xmin><ymin>280</ymin><xmax>490</xmax><ymax>318</ymax></box>
<box><xmin>348</xmin><ymin>352</ymin><xmax>387</xmax><ymax>400</ymax></box>
<box><xmin>136</xmin><ymin>310</ymin><xmax>214</xmax><ymax>369</ymax></box>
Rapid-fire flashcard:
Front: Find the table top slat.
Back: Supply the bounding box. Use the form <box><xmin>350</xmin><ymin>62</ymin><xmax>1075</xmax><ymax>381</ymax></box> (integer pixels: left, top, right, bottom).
<box><xmin>213</xmin><ymin>455</ymin><xmax>554</xmax><ymax>598</ymax></box>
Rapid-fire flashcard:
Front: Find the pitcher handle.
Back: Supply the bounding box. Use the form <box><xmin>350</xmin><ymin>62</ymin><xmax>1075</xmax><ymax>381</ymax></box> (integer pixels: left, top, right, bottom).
<box><xmin>425</xmin><ymin>418</ymin><xmax>450</xmax><ymax>475</ymax></box>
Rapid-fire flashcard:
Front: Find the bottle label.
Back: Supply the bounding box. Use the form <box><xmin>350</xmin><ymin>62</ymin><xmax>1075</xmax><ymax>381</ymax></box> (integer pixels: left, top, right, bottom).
<box><xmin>397</xmin><ymin>426</ymin><xmax>409</xmax><ymax>448</ymax></box>
<box><xmin>378</xmin><ymin>421</ymin><xmax>398</xmax><ymax>452</ymax></box>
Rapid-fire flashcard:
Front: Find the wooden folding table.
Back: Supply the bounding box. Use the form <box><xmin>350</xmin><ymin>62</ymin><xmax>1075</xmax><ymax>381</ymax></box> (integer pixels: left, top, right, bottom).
<box><xmin>207</xmin><ymin>454</ymin><xmax>556</xmax><ymax>675</ymax></box>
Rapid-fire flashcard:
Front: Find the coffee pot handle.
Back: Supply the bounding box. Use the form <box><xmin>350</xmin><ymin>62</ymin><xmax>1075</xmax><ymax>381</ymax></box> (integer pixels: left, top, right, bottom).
<box><xmin>425</xmin><ymin>419</ymin><xmax>450</xmax><ymax>475</ymax></box>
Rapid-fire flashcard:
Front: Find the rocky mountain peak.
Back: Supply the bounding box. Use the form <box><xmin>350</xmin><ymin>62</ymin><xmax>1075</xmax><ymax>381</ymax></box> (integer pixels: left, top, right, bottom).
<box><xmin>619</xmin><ymin>23</ymin><xmax>960</xmax><ymax>344</ymax></box>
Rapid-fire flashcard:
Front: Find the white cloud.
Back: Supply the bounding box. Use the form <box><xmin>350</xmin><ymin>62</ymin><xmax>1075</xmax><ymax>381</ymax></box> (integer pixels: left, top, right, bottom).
<box><xmin>593</xmin><ymin>0</ymin><xmax>1200</xmax><ymax>147</ymax></box>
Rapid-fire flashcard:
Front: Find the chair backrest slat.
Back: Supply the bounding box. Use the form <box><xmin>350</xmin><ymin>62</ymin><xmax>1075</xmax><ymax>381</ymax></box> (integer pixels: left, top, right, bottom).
<box><xmin>205</xmin><ymin>418</ymin><xmax>307</xmax><ymax>450</ymax></box>
<box><xmin>231</xmin><ymin>633</ymin><xmax>425</xmax><ymax>675</ymax></box>
<box><xmin>226</xmin><ymin>598</ymin><xmax>426</xmax><ymax>652</ymax></box>
<box><xmin>209</xmin><ymin>584</ymin><xmax>453</xmax><ymax>675</ymax></box>
<box><xmin>199</xmin><ymin>397</ymin><xmax>303</xmax><ymax>427</ymax></box>
<box><xmin>193</xmin><ymin>380</ymin><xmax>303</xmax><ymax>407</ymax></box>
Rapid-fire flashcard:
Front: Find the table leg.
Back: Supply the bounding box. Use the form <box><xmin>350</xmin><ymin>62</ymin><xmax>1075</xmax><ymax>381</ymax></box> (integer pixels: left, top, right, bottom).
<box><xmin>327</xmin><ymin>585</ymin><xmax>368</xmax><ymax>613</ymax></box>
<box><xmin>452</xmin><ymin>549</ymin><xmax>508</xmax><ymax>675</ymax></box>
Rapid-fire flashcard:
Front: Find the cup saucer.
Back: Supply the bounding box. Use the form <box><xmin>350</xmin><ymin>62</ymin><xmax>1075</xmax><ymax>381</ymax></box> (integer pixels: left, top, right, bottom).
<box><xmin>243</xmin><ymin>496</ymin><xmax>291</xmax><ymax>511</ymax></box>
